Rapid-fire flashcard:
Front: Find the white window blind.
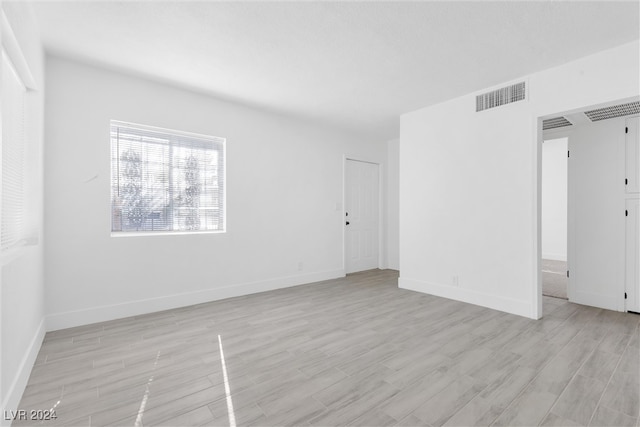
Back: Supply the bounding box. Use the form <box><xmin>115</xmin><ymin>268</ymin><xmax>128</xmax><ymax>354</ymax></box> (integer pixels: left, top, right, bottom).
<box><xmin>2</xmin><ymin>50</ymin><xmax>26</xmax><ymax>250</ymax></box>
<box><xmin>111</xmin><ymin>121</ymin><xmax>226</xmax><ymax>234</ymax></box>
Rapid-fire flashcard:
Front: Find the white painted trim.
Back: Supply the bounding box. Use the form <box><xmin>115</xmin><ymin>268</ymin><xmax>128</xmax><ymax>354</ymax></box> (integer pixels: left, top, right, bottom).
<box><xmin>46</xmin><ymin>269</ymin><xmax>345</xmax><ymax>331</ymax></box>
<box><xmin>0</xmin><ymin>319</ymin><xmax>45</xmax><ymax>426</ymax></box>
<box><xmin>542</xmin><ymin>253</ymin><xmax>567</xmax><ymax>262</ymax></box>
<box><xmin>378</xmin><ymin>161</ymin><xmax>385</xmax><ymax>270</ymax></box>
<box><xmin>111</xmin><ymin>120</ymin><xmax>226</xmax><ymax>143</ymax></box>
<box><xmin>399</xmin><ymin>277</ymin><xmax>534</xmax><ymax>319</ymax></box>
<box><xmin>534</xmin><ymin>116</ymin><xmax>543</xmax><ymax>319</ymax></box>
<box><xmin>567</xmin><ymin>130</ymin><xmax>576</xmax><ymax>303</ymax></box>
<box><xmin>111</xmin><ymin>230</ymin><xmax>225</xmax><ymax>238</ymax></box>
<box><xmin>543</xmin><ymin>127</ymin><xmax>574</xmax><ymax>141</ymax></box>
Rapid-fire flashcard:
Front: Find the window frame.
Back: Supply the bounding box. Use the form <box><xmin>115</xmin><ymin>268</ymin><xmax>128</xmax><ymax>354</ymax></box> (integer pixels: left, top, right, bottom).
<box><xmin>110</xmin><ymin>120</ymin><xmax>226</xmax><ymax>237</ymax></box>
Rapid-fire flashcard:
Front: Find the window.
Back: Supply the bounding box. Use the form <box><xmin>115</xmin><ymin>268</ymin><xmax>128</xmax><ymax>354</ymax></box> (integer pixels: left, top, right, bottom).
<box><xmin>2</xmin><ymin>50</ymin><xmax>27</xmax><ymax>250</ymax></box>
<box><xmin>110</xmin><ymin>121</ymin><xmax>225</xmax><ymax>234</ymax></box>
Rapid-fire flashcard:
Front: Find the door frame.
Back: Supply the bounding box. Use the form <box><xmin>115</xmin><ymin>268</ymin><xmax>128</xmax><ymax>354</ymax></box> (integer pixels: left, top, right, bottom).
<box><xmin>534</xmin><ymin>97</ymin><xmax>637</xmax><ymax>318</ymax></box>
<box><xmin>540</xmin><ymin>132</ymin><xmax>572</xmax><ymax>301</ymax></box>
<box><xmin>342</xmin><ymin>155</ymin><xmax>384</xmax><ymax>274</ymax></box>
<box><xmin>536</xmin><ymin>113</ymin><xmax>577</xmax><ymax>318</ymax></box>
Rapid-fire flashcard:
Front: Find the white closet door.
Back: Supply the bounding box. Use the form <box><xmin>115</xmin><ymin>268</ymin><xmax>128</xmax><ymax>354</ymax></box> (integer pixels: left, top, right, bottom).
<box><xmin>568</xmin><ymin>120</ymin><xmax>620</xmax><ymax>310</ymax></box>
<box><xmin>345</xmin><ymin>160</ymin><xmax>379</xmax><ymax>274</ymax></box>
<box><xmin>626</xmin><ymin>116</ymin><xmax>639</xmax><ymax>194</ymax></box>
<box><xmin>626</xmin><ymin>198</ymin><xmax>640</xmax><ymax>313</ymax></box>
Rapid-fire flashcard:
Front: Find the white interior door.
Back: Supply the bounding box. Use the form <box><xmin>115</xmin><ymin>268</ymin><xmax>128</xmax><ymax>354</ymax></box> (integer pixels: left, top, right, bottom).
<box><xmin>626</xmin><ymin>199</ymin><xmax>640</xmax><ymax>313</ymax></box>
<box><xmin>626</xmin><ymin>117</ymin><xmax>639</xmax><ymax>194</ymax></box>
<box><xmin>345</xmin><ymin>159</ymin><xmax>379</xmax><ymax>274</ymax></box>
<box><xmin>568</xmin><ymin>120</ymin><xmax>621</xmax><ymax>310</ymax></box>
<box><xmin>625</xmin><ymin>117</ymin><xmax>640</xmax><ymax>312</ymax></box>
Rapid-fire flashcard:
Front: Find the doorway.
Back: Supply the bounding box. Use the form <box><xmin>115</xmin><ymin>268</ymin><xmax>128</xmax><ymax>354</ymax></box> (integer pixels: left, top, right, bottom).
<box><xmin>541</xmin><ymin>136</ymin><xmax>568</xmax><ymax>300</ymax></box>
<box><xmin>345</xmin><ymin>159</ymin><xmax>380</xmax><ymax>274</ymax></box>
<box><xmin>538</xmin><ymin>99</ymin><xmax>640</xmax><ymax>315</ymax></box>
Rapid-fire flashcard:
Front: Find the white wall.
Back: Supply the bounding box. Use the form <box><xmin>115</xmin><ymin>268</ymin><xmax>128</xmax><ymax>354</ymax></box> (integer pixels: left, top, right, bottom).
<box><xmin>542</xmin><ymin>137</ymin><xmax>568</xmax><ymax>261</ymax></box>
<box><xmin>0</xmin><ymin>2</ymin><xmax>45</xmax><ymax>422</ymax></box>
<box><xmin>568</xmin><ymin>118</ymin><xmax>627</xmax><ymax>311</ymax></box>
<box><xmin>400</xmin><ymin>41</ymin><xmax>640</xmax><ymax>319</ymax></box>
<box><xmin>386</xmin><ymin>138</ymin><xmax>399</xmax><ymax>270</ymax></box>
<box><xmin>400</xmin><ymin>92</ymin><xmax>535</xmax><ymax>316</ymax></box>
<box><xmin>44</xmin><ymin>57</ymin><xmax>387</xmax><ymax>330</ymax></box>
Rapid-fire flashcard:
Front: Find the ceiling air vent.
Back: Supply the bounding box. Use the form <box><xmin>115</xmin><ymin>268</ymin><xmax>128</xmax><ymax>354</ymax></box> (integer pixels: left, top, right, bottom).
<box><xmin>543</xmin><ymin>116</ymin><xmax>572</xmax><ymax>130</ymax></box>
<box><xmin>584</xmin><ymin>101</ymin><xmax>640</xmax><ymax>122</ymax></box>
<box><xmin>476</xmin><ymin>81</ymin><xmax>526</xmax><ymax>112</ymax></box>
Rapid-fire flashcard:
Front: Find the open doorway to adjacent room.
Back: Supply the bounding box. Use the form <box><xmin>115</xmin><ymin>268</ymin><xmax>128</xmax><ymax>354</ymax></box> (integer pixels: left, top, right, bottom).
<box><xmin>539</xmin><ymin>98</ymin><xmax>640</xmax><ymax>313</ymax></box>
<box><xmin>541</xmin><ymin>135</ymin><xmax>568</xmax><ymax>300</ymax></box>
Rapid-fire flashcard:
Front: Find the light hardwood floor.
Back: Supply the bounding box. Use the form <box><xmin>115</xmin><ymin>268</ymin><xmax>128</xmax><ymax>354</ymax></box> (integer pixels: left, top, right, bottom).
<box><xmin>14</xmin><ymin>270</ymin><xmax>640</xmax><ymax>426</ymax></box>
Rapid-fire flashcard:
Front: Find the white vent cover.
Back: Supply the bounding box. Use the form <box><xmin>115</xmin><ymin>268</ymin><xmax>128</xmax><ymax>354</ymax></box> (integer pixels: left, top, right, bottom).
<box><xmin>543</xmin><ymin>116</ymin><xmax>572</xmax><ymax>130</ymax></box>
<box><xmin>476</xmin><ymin>81</ymin><xmax>526</xmax><ymax>112</ymax></box>
<box><xmin>584</xmin><ymin>101</ymin><xmax>640</xmax><ymax>122</ymax></box>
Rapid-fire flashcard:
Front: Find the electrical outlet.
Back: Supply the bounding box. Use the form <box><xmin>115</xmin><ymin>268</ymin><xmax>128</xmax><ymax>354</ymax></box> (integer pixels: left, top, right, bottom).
<box><xmin>298</xmin><ymin>261</ymin><xmax>304</xmax><ymax>271</ymax></box>
<box><xmin>452</xmin><ymin>275</ymin><xmax>459</xmax><ymax>286</ymax></box>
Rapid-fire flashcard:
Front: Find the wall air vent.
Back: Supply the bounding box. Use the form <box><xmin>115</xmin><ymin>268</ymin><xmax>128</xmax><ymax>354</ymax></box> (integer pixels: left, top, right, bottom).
<box><xmin>584</xmin><ymin>101</ymin><xmax>640</xmax><ymax>122</ymax></box>
<box><xmin>543</xmin><ymin>116</ymin><xmax>572</xmax><ymax>130</ymax></box>
<box><xmin>476</xmin><ymin>81</ymin><xmax>526</xmax><ymax>112</ymax></box>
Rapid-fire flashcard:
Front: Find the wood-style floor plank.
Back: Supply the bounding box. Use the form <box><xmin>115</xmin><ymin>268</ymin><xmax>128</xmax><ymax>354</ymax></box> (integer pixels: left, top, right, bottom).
<box><xmin>13</xmin><ymin>270</ymin><xmax>640</xmax><ymax>426</ymax></box>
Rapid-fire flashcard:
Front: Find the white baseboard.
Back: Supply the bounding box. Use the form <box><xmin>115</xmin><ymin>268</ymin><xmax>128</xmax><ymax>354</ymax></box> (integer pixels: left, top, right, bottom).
<box><xmin>542</xmin><ymin>253</ymin><xmax>567</xmax><ymax>262</ymax></box>
<box><xmin>1</xmin><ymin>318</ymin><xmax>45</xmax><ymax>427</ymax></box>
<box><xmin>399</xmin><ymin>277</ymin><xmax>534</xmax><ymax>319</ymax></box>
<box><xmin>46</xmin><ymin>269</ymin><xmax>345</xmax><ymax>331</ymax></box>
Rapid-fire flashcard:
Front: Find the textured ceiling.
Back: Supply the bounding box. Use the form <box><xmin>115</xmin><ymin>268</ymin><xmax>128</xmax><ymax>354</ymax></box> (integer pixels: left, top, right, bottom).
<box><xmin>31</xmin><ymin>1</ymin><xmax>640</xmax><ymax>140</ymax></box>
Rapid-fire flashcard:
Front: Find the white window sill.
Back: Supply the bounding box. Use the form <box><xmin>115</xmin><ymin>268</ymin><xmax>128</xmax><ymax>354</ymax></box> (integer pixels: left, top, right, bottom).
<box><xmin>111</xmin><ymin>230</ymin><xmax>226</xmax><ymax>238</ymax></box>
